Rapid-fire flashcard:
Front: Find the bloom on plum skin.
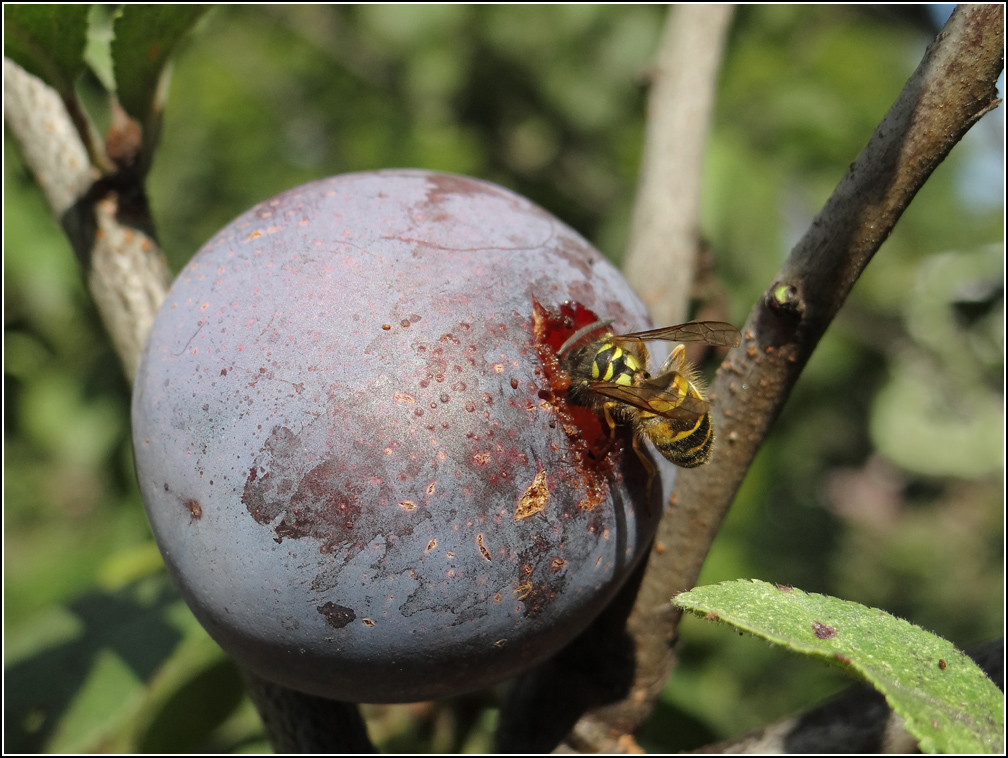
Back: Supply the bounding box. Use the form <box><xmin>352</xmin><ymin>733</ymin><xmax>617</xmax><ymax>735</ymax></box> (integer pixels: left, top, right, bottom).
<box><xmin>132</xmin><ymin>170</ymin><xmax>676</xmax><ymax>702</ymax></box>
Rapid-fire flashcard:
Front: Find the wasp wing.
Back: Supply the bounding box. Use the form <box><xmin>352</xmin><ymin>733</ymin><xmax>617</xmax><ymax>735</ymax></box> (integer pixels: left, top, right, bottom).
<box><xmin>588</xmin><ymin>378</ymin><xmax>707</xmax><ymax>422</ymax></box>
<box><xmin>613</xmin><ymin>321</ymin><xmax>741</xmax><ymax>348</ymax></box>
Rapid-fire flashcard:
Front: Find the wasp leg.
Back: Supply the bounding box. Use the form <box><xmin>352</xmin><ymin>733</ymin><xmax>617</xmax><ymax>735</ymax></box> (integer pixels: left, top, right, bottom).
<box><xmin>631</xmin><ymin>434</ymin><xmax>657</xmax><ymax>492</ymax></box>
<box><xmin>597</xmin><ymin>402</ymin><xmax>618</xmax><ymax>457</ymax></box>
<box><xmin>656</xmin><ymin>343</ymin><xmax>687</xmax><ymax>375</ymax></box>
<box><xmin>604</xmin><ymin>402</ymin><xmax>656</xmax><ymax>488</ymax></box>
<box><xmin>602</xmin><ymin>402</ymin><xmax>617</xmax><ymax>436</ymax></box>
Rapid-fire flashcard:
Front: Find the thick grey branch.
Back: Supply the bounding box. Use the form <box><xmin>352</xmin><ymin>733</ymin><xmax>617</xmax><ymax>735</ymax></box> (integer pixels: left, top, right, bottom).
<box><xmin>4</xmin><ymin>58</ymin><xmax>170</xmax><ymax>381</ymax></box>
<box><xmin>4</xmin><ymin>57</ymin><xmax>94</xmax><ymax>214</ymax></box>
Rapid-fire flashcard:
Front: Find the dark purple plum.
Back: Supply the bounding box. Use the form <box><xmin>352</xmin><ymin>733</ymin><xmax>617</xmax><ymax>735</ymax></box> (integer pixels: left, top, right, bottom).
<box><xmin>131</xmin><ymin>170</ymin><xmax>675</xmax><ymax>703</ymax></box>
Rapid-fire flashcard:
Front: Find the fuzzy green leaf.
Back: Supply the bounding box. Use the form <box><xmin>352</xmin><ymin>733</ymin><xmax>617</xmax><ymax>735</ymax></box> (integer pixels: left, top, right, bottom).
<box><xmin>4</xmin><ymin>4</ymin><xmax>90</xmax><ymax>96</ymax></box>
<box><xmin>675</xmin><ymin>580</ymin><xmax>1004</xmax><ymax>753</ymax></box>
<box><xmin>110</xmin><ymin>5</ymin><xmax>211</xmax><ymax>123</ymax></box>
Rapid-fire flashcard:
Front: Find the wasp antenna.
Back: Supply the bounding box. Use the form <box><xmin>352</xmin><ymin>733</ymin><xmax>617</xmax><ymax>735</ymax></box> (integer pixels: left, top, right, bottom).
<box><xmin>557</xmin><ymin>319</ymin><xmax>615</xmax><ymax>358</ymax></box>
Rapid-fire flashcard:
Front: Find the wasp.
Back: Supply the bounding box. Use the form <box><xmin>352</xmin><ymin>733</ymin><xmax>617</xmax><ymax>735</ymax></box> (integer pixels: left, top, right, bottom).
<box><xmin>557</xmin><ymin>319</ymin><xmax>741</xmax><ymax>477</ymax></box>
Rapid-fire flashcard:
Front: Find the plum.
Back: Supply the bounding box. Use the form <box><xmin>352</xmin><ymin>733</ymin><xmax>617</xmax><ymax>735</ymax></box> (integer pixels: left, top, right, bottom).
<box><xmin>131</xmin><ymin>170</ymin><xmax>675</xmax><ymax>703</ymax></box>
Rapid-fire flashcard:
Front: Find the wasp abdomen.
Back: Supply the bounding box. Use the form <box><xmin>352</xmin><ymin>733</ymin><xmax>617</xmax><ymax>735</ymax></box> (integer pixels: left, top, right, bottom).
<box><xmin>650</xmin><ymin>411</ymin><xmax>713</xmax><ymax>468</ymax></box>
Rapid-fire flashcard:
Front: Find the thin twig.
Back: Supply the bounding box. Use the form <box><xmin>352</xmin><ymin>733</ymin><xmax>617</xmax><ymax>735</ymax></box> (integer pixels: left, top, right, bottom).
<box><xmin>622</xmin><ymin>5</ymin><xmax>735</xmax><ymax>328</ymax></box>
<box><xmin>568</xmin><ymin>4</ymin><xmax>1004</xmax><ymax>749</ymax></box>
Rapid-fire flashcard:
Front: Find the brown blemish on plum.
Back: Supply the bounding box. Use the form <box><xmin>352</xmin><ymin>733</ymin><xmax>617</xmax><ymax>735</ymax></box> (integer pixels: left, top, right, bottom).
<box><xmin>423</xmin><ymin>173</ymin><xmax>507</xmax><ymax>205</ymax></box>
<box><xmin>399</xmin><ymin>500</ymin><xmax>417</xmax><ymax>511</ymax></box>
<box><xmin>513</xmin><ymin>582</ymin><xmax>532</xmax><ymax>600</ymax></box>
<box><xmin>183</xmin><ymin>498</ymin><xmax>202</xmax><ymax>521</ymax></box>
<box><xmin>477</xmin><ymin>533</ymin><xmax>492</xmax><ymax>561</ymax></box>
<box><xmin>567</xmin><ymin>278</ymin><xmax>598</xmax><ymax>306</ymax></box>
<box><xmin>362</xmin><ymin>618</ymin><xmax>376</xmax><ymax>627</ymax></box>
<box><xmin>425</xmin><ymin>539</ymin><xmax>437</xmax><ymax>553</ymax></box>
<box><xmin>553</xmin><ymin>235</ymin><xmax>597</xmax><ymax>279</ymax></box>
<box><xmin>516</xmin><ymin>580</ymin><xmax>562</xmax><ymax>619</ymax></box>
<box><xmin>318</xmin><ymin>601</ymin><xmax>355</xmax><ymax>629</ymax></box>
<box><xmin>242</xmin><ymin>424</ymin><xmax>429</xmax><ymax>566</ymax></box>
<box><xmin>514</xmin><ymin>469</ymin><xmax>549</xmax><ymax>521</ymax></box>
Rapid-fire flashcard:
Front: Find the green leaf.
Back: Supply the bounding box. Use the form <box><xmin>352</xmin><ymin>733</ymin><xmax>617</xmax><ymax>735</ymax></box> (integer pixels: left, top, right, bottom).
<box><xmin>4</xmin><ymin>575</ymin><xmax>191</xmax><ymax>752</ymax></box>
<box><xmin>83</xmin><ymin>4</ymin><xmax>118</xmax><ymax>91</ymax></box>
<box><xmin>674</xmin><ymin>580</ymin><xmax>1005</xmax><ymax>753</ymax></box>
<box><xmin>4</xmin><ymin>4</ymin><xmax>90</xmax><ymax>96</ymax></box>
<box><xmin>110</xmin><ymin>5</ymin><xmax>211</xmax><ymax>123</ymax></box>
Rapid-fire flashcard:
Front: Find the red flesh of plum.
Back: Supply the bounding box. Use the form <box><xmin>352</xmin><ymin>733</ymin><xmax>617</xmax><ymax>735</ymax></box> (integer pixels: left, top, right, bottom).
<box><xmin>131</xmin><ymin>170</ymin><xmax>675</xmax><ymax>703</ymax></box>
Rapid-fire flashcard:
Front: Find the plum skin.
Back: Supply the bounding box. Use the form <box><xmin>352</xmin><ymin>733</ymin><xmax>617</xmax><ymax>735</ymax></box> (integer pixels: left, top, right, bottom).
<box><xmin>131</xmin><ymin>170</ymin><xmax>675</xmax><ymax>703</ymax></box>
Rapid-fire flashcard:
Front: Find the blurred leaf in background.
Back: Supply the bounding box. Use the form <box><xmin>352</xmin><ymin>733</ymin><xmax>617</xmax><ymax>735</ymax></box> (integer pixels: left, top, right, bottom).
<box><xmin>4</xmin><ymin>5</ymin><xmax>1002</xmax><ymax>752</ymax></box>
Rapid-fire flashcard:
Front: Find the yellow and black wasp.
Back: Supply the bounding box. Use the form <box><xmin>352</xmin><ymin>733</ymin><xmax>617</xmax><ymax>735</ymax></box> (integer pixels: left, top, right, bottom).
<box><xmin>557</xmin><ymin>319</ymin><xmax>741</xmax><ymax>476</ymax></box>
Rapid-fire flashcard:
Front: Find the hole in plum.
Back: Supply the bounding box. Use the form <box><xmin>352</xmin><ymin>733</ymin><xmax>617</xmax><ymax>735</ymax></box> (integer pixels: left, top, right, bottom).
<box><xmin>531</xmin><ymin>298</ymin><xmax>625</xmax><ymax>482</ymax></box>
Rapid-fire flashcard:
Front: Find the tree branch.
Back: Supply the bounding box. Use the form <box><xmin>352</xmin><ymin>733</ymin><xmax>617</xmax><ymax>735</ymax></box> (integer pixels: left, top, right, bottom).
<box><xmin>4</xmin><ymin>57</ymin><xmax>169</xmax><ymax>382</ymax></box>
<box><xmin>622</xmin><ymin>5</ymin><xmax>735</xmax><ymax>327</ymax></box>
<box><xmin>568</xmin><ymin>3</ymin><xmax>1004</xmax><ymax>748</ymax></box>
<box><xmin>4</xmin><ymin>57</ymin><xmax>94</xmax><ymax>216</ymax></box>
<box><xmin>241</xmin><ymin>670</ymin><xmax>376</xmax><ymax>753</ymax></box>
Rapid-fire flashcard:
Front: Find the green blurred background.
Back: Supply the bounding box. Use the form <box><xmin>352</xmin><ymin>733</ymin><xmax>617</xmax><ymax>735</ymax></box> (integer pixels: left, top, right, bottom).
<box><xmin>4</xmin><ymin>5</ymin><xmax>1003</xmax><ymax>752</ymax></box>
